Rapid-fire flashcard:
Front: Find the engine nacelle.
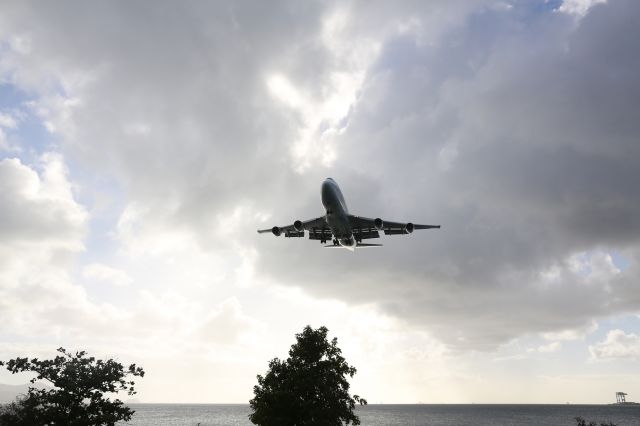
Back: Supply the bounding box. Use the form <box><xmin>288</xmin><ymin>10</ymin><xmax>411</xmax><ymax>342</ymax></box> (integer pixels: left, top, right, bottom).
<box><xmin>374</xmin><ymin>218</ymin><xmax>384</xmax><ymax>230</ymax></box>
<box><xmin>272</xmin><ymin>226</ymin><xmax>282</xmax><ymax>237</ymax></box>
<box><xmin>293</xmin><ymin>220</ymin><xmax>304</xmax><ymax>232</ymax></box>
<box><xmin>405</xmin><ymin>222</ymin><xmax>414</xmax><ymax>234</ymax></box>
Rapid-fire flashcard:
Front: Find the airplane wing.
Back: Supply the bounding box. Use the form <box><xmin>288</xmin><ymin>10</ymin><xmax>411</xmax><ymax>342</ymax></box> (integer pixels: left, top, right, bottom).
<box><xmin>349</xmin><ymin>215</ymin><xmax>440</xmax><ymax>239</ymax></box>
<box><xmin>257</xmin><ymin>216</ymin><xmax>328</xmax><ymax>238</ymax></box>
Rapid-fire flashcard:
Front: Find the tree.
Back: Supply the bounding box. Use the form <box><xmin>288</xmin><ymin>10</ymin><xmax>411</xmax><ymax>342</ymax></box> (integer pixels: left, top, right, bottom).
<box><xmin>0</xmin><ymin>347</ymin><xmax>144</xmax><ymax>426</ymax></box>
<box><xmin>249</xmin><ymin>325</ymin><xmax>367</xmax><ymax>426</ymax></box>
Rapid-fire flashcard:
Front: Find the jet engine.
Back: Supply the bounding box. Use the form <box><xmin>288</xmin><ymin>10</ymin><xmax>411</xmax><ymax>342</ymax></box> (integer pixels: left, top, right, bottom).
<box><xmin>272</xmin><ymin>226</ymin><xmax>282</xmax><ymax>236</ymax></box>
<box><xmin>405</xmin><ymin>222</ymin><xmax>414</xmax><ymax>234</ymax></box>
<box><xmin>374</xmin><ymin>218</ymin><xmax>384</xmax><ymax>230</ymax></box>
<box><xmin>293</xmin><ymin>220</ymin><xmax>304</xmax><ymax>232</ymax></box>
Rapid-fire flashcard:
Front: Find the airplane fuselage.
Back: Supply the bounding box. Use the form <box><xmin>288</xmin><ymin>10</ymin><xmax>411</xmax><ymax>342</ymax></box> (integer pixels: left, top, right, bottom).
<box><xmin>321</xmin><ymin>178</ymin><xmax>355</xmax><ymax>248</ymax></box>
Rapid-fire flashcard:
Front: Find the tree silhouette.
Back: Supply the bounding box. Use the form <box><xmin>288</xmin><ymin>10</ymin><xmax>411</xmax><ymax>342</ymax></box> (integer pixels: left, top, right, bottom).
<box><xmin>0</xmin><ymin>347</ymin><xmax>144</xmax><ymax>426</ymax></box>
<box><xmin>249</xmin><ymin>325</ymin><xmax>367</xmax><ymax>426</ymax></box>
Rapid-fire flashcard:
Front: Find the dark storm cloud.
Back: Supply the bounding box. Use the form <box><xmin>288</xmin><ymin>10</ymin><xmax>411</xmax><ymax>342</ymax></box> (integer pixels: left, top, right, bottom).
<box><xmin>257</xmin><ymin>0</ymin><xmax>640</xmax><ymax>348</ymax></box>
<box><xmin>2</xmin><ymin>0</ymin><xmax>639</xmax><ymax>350</ymax></box>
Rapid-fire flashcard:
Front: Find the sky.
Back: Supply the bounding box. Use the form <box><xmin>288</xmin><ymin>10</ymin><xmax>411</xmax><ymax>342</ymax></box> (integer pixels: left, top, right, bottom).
<box><xmin>0</xmin><ymin>0</ymin><xmax>639</xmax><ymax>404</ymax></box>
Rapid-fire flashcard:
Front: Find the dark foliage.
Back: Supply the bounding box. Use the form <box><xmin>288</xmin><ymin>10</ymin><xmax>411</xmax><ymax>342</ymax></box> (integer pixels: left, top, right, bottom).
<box><xmin>575</xmin><ymin>416</ymin><xmax>617</xmax><ymax>426</ymax></box>
<box><xmin>249</xmin><ymin>325</ymin><xmax>367</xmax><ymax>426</ymax></box>
<box><xmin>0</xmin><ymin>347</ymin><xmax>144</xmax><ymax>426</ymax></box>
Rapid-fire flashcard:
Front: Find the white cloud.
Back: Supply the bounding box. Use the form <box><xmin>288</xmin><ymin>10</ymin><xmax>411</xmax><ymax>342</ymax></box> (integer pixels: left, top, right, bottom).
<box><xmin>82</xmin><ymin>263</ymin><xmax>132</xmax><ymax>287</ymax></box>
<box><xmin>0</xmin><ymin>154</ymin><xmax>115</xmax><ymax>339</ymax></box>
<box><xmin>33</xmin><ymin>94</ymin><xmax>82</xmax><ymax>137</ymax></box>
<box><xmin>590</xmin><ymin>329</ymin><xmax>640</xmax><ymax>360</ymax></box>
<box><xmin>558</xmin><ymin>0</ymin><xmax>607</xmax><ymax>17</ymax></box>
<box><xmin>199</xmin><ymin>297</ymin><xmax>265</xmax><ymax>345</ymax></box>
<box><xmin>266</xmin><ymin>74</ymin><xmax>304</xmax><ymax>109</ymax></box>
<box><xmin>537</xmin><ymin>342</ymin><xmax>562</xmax><ymax>353</ymax></box>
<box><xmin>265</xmin><ymin>64</ymin><xmax>363</xmax><ymax>171</ymax></box>
<box><xmin>0</xmin><ymin>155</ymin><xmax>87</xmax><ymax>249</ymax></box>
<box><xmin>0</xmin><ymin>113</ymin><xmax>18</xmax><ymax>129</ymax></box>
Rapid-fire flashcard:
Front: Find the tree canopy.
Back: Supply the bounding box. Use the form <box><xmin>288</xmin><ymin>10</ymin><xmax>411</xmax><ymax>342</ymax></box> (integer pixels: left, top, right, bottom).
<box><xmin>0</xmin><ymin>347</ymin><xmax>144</xmax><ymax>426</ymax></box>
<box><xmin>249</xmin><ymin>325</ymin><xmax>367</xmax><ymax>426</ymax></box>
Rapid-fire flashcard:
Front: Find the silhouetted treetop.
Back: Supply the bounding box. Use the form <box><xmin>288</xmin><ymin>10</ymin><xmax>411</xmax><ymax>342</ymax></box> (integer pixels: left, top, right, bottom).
<box><xmin>250</xmin><ymin>325</ymin><xmax>366</xmax><ymax>426</ymax></box>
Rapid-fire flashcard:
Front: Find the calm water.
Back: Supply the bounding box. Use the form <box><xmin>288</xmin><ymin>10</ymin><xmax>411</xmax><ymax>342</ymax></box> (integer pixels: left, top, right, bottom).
<box><xmin>124</xmin><ymin>404</ymin><xmax>640</xmax><ymax>425</ymax></box>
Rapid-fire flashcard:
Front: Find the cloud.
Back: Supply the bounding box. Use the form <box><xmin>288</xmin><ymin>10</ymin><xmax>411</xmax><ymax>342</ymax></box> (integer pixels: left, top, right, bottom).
<box><xmin>199</xmin><ymin>297</ymin><xmax>265</xmax><ymax>345</ymax></box>
<box><xmin>542</xmin><ymin>321</ymin><xmax>598</xmax><ymax>341</ymax></box>
<box><xmin>0</xmin><ymin>129</ymin><xmax>7</xmax><ymax>151</ymax></box>
<box><xmin>537</xmin><ymin>342</ymin><xmax>561</xmax><ymax>353</ymax></box>
<box><xmin>0</xmin><ymin>113</ymin><xmax>18</xmax><ymax>129</ymax></box>
<box><xmin>589</xmin><ymin>329</ymin><xmax>640</xmax><ymax>360</ymax></box>
<box><xmin>256</xmin><ymin>0</ymin><xmax>640</xmax><ymax>349</ymax></box>
<box><xmin>1</xmin><ymin>0</ymin><xmax>639</xmax><ymax>357</ymax></box>
<box><xmin>0</xmin><ymin>155</ymin><xmax>87</xmax><ymax>249</ymax></box>
<box><xmin>558</xmin><ymin>0</ymin><xmax>607</xmax><ymax>17</ymax></box>
<box><xmin>82</xmin><ymin>263</ymin><xmax>132</xmax><ymax>287</ymax></box>
<box><xmin>0</xmin><ymin>155</ymin><xmax>105</xmax><ymax>337</ymax></box>
<box><xmin>0</xmin><ymin>112</ymin><xmax>18</xmax><ymax>152</ymax></box>
<box><xmin>0</xmin><ymin>154</ymin><xmax>265</xmax><ymax>370</ymax></box>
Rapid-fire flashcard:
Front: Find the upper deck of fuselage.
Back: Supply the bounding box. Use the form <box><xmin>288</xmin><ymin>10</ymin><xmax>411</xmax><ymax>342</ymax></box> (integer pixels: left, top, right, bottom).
<box><xmin>321</xmin><ymin>178</ymin><xmax>348</xmax><ymax>215</ymax></box>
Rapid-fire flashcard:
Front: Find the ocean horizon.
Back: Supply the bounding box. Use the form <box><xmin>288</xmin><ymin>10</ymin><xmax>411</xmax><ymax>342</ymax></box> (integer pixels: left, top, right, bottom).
<box><xmin>123</xmin><ymin>403</ymin><xmax>640</xmax><ymax>425</ymax></box>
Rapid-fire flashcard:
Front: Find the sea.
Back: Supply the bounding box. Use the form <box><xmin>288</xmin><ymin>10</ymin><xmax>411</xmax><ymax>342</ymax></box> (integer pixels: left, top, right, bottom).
<box><xmin>123</xmin><ymin>404</ymin><xmax>640</xmax><ymax>426</ymax></box>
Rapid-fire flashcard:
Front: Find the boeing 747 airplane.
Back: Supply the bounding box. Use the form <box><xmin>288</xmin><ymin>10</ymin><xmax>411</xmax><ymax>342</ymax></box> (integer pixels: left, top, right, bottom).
<box><xmin>257</xmin><ymin>178</ymin><xmax>440</xmax><ymax>250</ymax></box>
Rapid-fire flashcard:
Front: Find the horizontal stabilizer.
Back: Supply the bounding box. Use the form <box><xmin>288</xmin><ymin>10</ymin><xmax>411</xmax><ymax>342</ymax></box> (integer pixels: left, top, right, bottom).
<box><xmin>323</xmin><ymin>243</ymin><xmax>383</xmax><ymax>248</ymax></box>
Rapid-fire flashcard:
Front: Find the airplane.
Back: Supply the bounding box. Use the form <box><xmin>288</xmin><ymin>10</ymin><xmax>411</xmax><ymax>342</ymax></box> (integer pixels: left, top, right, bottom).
<box><xmin>257</xmin><ymin>178</ymin><xmax>440</xmax><ymax>250</ymax></box>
